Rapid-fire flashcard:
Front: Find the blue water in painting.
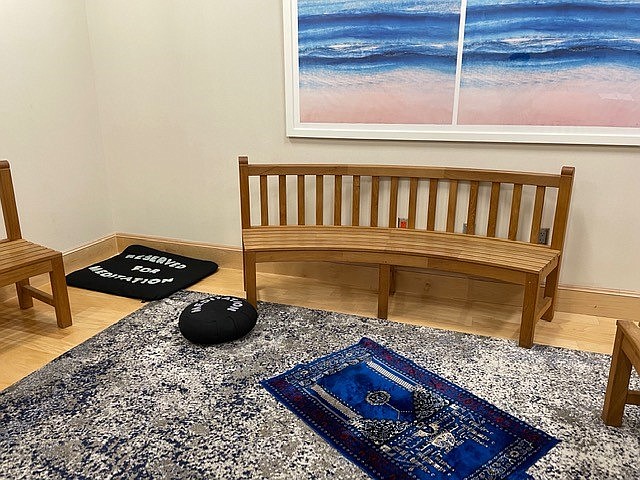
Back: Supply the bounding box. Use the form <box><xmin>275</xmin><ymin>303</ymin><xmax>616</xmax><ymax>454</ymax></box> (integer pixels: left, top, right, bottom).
<box><xmin>297</xmin><ymin>0</ymin><xmax>640</xmax><ymax>75</ymax></box>
<box><xmin>464</xmin><ymin>0</ymin><xmax>640</xmax><ymax>70</ymax></box>
<box><xmin>298</xmin><ymin>0</ymin><xmax>461</xmax><ymax>74</ymax></box>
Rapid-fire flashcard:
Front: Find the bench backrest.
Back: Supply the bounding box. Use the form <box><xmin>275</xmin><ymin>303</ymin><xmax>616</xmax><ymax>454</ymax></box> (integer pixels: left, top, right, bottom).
<box><xmin>238</xmin><ymin>157</ymin><xmax>574</xmax><ymax>251</ymax></box>
<box><xmin>0</xmin><ymin>160</ymin><xmax>22</xmax><ymax>241</ymax></box>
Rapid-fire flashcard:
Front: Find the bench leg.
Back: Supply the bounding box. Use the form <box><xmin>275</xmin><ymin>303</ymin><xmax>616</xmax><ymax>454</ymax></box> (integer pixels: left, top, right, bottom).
<box><xmin>378</xmin><ymin>264</ymin><xmax>391</xmax><ymax>319</ymax></box>
<box><xmin>244</xmin><ymin>252</ymin><xmax>257</xmax><ymax>307</ymax></box>
<box><xmin>50</xmin><ymin>256</ymin><xmax>72</xmax><ymax>328</ymax></box>
<box><xmin>389</xmin><ymin>266</ymin><xmax>397</xmax><ymax>295</ymax></box>
<box><xmin>542</xmin><ymin>264</ymin><xmax>560</xmax><ymax>321</ymax></box>
<box><xmin>15</xmin><ymin>279</ymin><xmax>34</xmax><ymax>309</ymax></box>
<box><xmin>602</xmin><ymin>326</ymin><xmax>632</xmax><ymax>426</ymax></box>
<box><xmin>519</xmin><ymin>273</ymin><xmax>539</xmax><ymax>348</ymax></box>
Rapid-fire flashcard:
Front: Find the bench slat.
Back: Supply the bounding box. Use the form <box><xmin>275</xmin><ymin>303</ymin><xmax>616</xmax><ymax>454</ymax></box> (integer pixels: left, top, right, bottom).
<box><xmin>297</xmin><ymin>175</ymin><xmax>305</xmax><ymax>225</ymax></box>
<box><xmin>408</xmin><ymin>177</ymin><xmax>418</xmax><ymax>229</ymax></box>
<box><xmin>389</xmin><ymin>177</ymin><xmax>399</xmax><ymax>228</ymax></box>
<box><xmin>467</xmin><ymin>180</ymin><xmax>479</xmax><ymax>235</ymax></box>
<box><xmin>530</xmin><ymin>186</ymin><xmax>546</xmax><ymax>243</ymax></box>
<box><xmin>550</xmin><ymin>167</ymin><xmax>575</xmax><ymax>250</ymax></box>
<box><xmin>370</xmin><ymin>176</ymin><xmax>380</xmax><ymax>227</ymax></box>
<box><xmin>238</xmin><ymin>157</ymin><xmax>251</xmax><ymax>229</ymax></box>
<box><xmin>509</xmin><ymin>183</ymin><xmax>523</xmax><ymax>240</ymax></box>
<box><xmin>352</xmin><ymin>175</ymin><xmax>361</xmax><ymax>226</ymax></box>
<box><xmin>260</xmin><ymin>175</ymin><xmax>269</xmax><ymax>226</ymax></box>
<box><xmin>278</xmin><ymin>175</ymin><xmax>287</xmax><ymax>225</ymax></box>
<box><xmin>487</xmin><ymin>182</ymin><xmax>500</xmax><ymax>237</ymax></box>
<box><xmin>334</xmin><ymin>175</ymin><xmax>342</xmax><ymax>226</ymax></box>
<box><xmin>446</xmin><ymin>180</ymin><xmax>458</xmax><ymax>233</ymax></box>
<box><xmin>316</xmin><ymin>175</ymin><xmax>324</xmax><ymax>225</ymax></box>
<box><xmin>243</xmin><ymin>164</ymin><xmax>562</xmax><ymax>187</ymax></box>
<box><xmin>427</xmin><ymin>179</ymin><xmax>438</xmax><ymax>231</ymax></box>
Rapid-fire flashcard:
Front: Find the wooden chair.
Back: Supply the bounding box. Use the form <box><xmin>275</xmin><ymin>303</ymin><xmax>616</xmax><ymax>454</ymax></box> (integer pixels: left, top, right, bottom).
<box><xmin>602</xmin><ymin>320</ymin><xmax>640</xmax><ymax>426</ymax></box>
<box><xmin>0</xmin><ymin>160</ymin><xmax>72</xmax><ymax>327</ymax></box>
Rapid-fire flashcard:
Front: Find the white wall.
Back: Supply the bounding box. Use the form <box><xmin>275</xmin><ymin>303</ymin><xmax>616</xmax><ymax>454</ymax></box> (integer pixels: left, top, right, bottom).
<box><xmin>86</xmin><ymin>1</ymin><xmax>274</xmax><ymax>248</ymax></box>
<box><xmin>85</xmin><ymin>0</ymin><xmax>639</xmax><ymax>292</ymax></box>
<box><xmin>3</xmin><ymin>1</ymin><xmax>637</xmax><ymax>292</ymax></box>
<box><xmin>0</xmin><ymin>0</ymin><xmax>113</xmax><ymax>251</ymax></box>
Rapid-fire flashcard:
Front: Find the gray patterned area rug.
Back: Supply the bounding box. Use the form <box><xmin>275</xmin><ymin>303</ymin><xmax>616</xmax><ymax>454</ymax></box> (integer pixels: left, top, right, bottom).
<box><xmin>1</xmin><ymin>290</ymin><xmax>638</xmax><ymax>479</ymax></box>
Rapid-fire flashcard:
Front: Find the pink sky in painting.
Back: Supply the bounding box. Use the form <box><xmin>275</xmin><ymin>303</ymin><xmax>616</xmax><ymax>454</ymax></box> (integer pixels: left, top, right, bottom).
<box><xmin>457</xmin><ymin>66</ymin><xmax>640</xmax><ymax>127</ymax></box>
<box><xmin>299</xmin><ymin>69</ymin><xmax>455</xmax><ymax>125</ymax></box>
<box><xmin>299</xmin><ymin>65</ymin><xmax>640</xmax><ymax>128</ymax></box>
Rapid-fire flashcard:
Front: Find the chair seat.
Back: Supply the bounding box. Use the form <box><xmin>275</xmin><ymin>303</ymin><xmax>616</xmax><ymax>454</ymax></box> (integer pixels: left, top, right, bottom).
<box><xmin>0</xmin><ymin>239</ymin><xmax>60</xmax><ymax>284</ymax></box>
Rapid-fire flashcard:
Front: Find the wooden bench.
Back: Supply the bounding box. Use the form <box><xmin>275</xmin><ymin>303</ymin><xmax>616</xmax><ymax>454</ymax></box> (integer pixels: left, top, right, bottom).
<box><xmin>238</xmin><ymin>157</ymin><xmax>574</xmax><ymax>348</ymax></box>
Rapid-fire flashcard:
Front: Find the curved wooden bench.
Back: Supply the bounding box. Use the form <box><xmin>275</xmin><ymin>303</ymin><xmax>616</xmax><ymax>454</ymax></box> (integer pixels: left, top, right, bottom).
<box><xmin>239</xmin><ymin>158</ymin><xmax>574</xmax><ymax>348</ymax></box>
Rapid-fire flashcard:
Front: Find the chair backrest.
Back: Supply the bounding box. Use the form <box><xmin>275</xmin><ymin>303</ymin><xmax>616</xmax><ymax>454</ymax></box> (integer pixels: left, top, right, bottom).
<box><xmin>0</xmin><ymin>160</ymin><xmax>23</xmax><ymax>241</ymax></box>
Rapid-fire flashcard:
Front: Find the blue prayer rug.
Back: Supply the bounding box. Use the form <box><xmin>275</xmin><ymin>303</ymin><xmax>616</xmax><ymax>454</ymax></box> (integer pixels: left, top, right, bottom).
<box><xmin>262</xmin><ymin>337</ymin><xmax>558</xmax><ymax>480</ymax></box>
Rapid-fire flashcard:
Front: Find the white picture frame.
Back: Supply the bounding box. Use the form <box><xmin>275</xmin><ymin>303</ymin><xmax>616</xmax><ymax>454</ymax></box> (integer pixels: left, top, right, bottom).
<box><xmin>283</xmin><ymin>0</ymin><xmax>640</xmax><ymax>146</ymax></box>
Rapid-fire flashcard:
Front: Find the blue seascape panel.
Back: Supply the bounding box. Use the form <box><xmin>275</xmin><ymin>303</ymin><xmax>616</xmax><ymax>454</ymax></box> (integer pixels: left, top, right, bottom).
<box><xmin>462</xmin><ymin>0</ymin><xmax>640</xmax><ymax>71</ymax></box>
<box><xmin>298</xmin><ymin>0</ymin><xmax>461</xmax><ymax>75</ymax></box>
<box><xmin>296</xmin><ymin>0</ymin><xmax>462</xmax><ymax>124</ymax></box>
<box><xmin>458</xmin><ymin>0</ymin><xmax>640</xmax><ymax>126</ymax></box>
<box><xmin>262</xmin><ymin>338</ymin><xmax>558</xmax><ymax>479</ymax></box>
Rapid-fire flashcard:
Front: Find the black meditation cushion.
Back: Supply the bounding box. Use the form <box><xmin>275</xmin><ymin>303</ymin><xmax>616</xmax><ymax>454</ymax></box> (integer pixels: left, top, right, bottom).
<box><xmin>179</xmin><ymin>295</ymin><xmax>257</xmax><ymax>344</ymax></box>
<box><xmin>66</xmin><ymin>245</ymin><xmax>218</xmax><ymax>301</ymax></box>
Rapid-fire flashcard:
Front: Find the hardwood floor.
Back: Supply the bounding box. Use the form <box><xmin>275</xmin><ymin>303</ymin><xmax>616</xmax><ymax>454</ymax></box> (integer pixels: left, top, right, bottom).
<box><xmin>0</xmin><ymin>267</ymin><xmax>618</xmax><ymax>391</ymax></box>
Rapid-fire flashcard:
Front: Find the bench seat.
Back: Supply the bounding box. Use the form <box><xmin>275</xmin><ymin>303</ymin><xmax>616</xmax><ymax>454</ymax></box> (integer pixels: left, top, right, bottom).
<box><xmin>243</xmin><ymin>226</ymin><xmax>559</xmax><ymax>278</ymax></box>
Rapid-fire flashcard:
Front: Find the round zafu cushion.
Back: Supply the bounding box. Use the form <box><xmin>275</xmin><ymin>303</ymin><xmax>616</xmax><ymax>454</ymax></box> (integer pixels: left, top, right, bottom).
<box><xmin>178</xmin><ymin>295</ymin><xmax>257</xmax><ymax>344</ymax></box>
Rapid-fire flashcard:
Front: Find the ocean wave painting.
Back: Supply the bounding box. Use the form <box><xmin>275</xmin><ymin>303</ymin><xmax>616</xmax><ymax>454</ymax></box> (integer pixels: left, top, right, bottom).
<box><xmin>291</xmin><ymin>0</ymin><xmax>640</xmax><ymax>129</ymax></box>
<box><xmin>458</xmin><ymin>0</ymin><xmax>640</xmax><ymax>126</ymax></box>
<box><xmin>297</xmin><ymin>0</ymin><xmax>461</xmax><ymax>124</ymax></box>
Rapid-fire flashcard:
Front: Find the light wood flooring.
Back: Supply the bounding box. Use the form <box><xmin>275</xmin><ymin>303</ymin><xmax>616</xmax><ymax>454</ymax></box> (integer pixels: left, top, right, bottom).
<box><xmin>0</xmin><ymin>267</ymin><xmax>618</xmax><ymax>391</ymax></box>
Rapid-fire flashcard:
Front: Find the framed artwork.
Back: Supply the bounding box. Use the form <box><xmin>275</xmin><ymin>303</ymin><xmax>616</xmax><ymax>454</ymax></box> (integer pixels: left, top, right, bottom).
<box><xmin>283</xmin><ymin>0</ymin><xmax>640</xmax><ymax>145</ymax></box>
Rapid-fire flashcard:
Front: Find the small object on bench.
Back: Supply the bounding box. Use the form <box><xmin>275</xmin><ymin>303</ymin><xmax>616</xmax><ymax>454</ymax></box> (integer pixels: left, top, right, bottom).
<box><xmin>66</xmin><ymin>245</ymin><xmax>218</xmax><ymax>301</ymax></box>
<box><xmin>0</xmin><ymin>160</ymin><xmax>72</xmax><ymax>328</ymax></box>
<box><xmin>178</xmin><ymin>295</ymin><xmax>257</xmax><ymax>344</ymax></box>
<box><xmin>238</xmin><ymin>157</ymin><xmax>575</xmax><ymax>349</ymax></box>
<box><xmin>602</xmin><ymin>320</ymin><xmax>640</xmax><ymax>426</ymax></box>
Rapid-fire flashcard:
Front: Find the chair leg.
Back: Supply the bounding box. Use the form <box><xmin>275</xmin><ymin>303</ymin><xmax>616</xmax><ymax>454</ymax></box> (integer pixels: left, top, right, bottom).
<box><xmin>519</xmin><ymin>273</ymin><xmax>539</xmax><ymax>348</ymax></box>
<box><xmin>602</xmin><ymin>326</ymin><xmax>632</xmax><ymax>426</ymax></box>
<box><xmin>542</xmin><ymin>265</ymin><xmax>560</xmax><ymax>321</ymax></box>
<box><xmin>242</xmin><ymin>244</ymin><xmax>247</xmax><ymax>292</ymax></box>
<box><xmin>244</xmin><ymin>252</ymin><xmax>257</xmax><ymax>307</ymax></box>
<box><xmin>50</xmin><ymin>256</ymin><xmax>72</xmax><ymax>328</ymax></box>
<box><xmin>378</xmin><ymin>264</ymin><xmax>391</xmax><ymax>319</ymax></box>
<box><xmin>15</xmin><ymin>279</ymin><xmax>34</xmax><ymax>309</ymax></box>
